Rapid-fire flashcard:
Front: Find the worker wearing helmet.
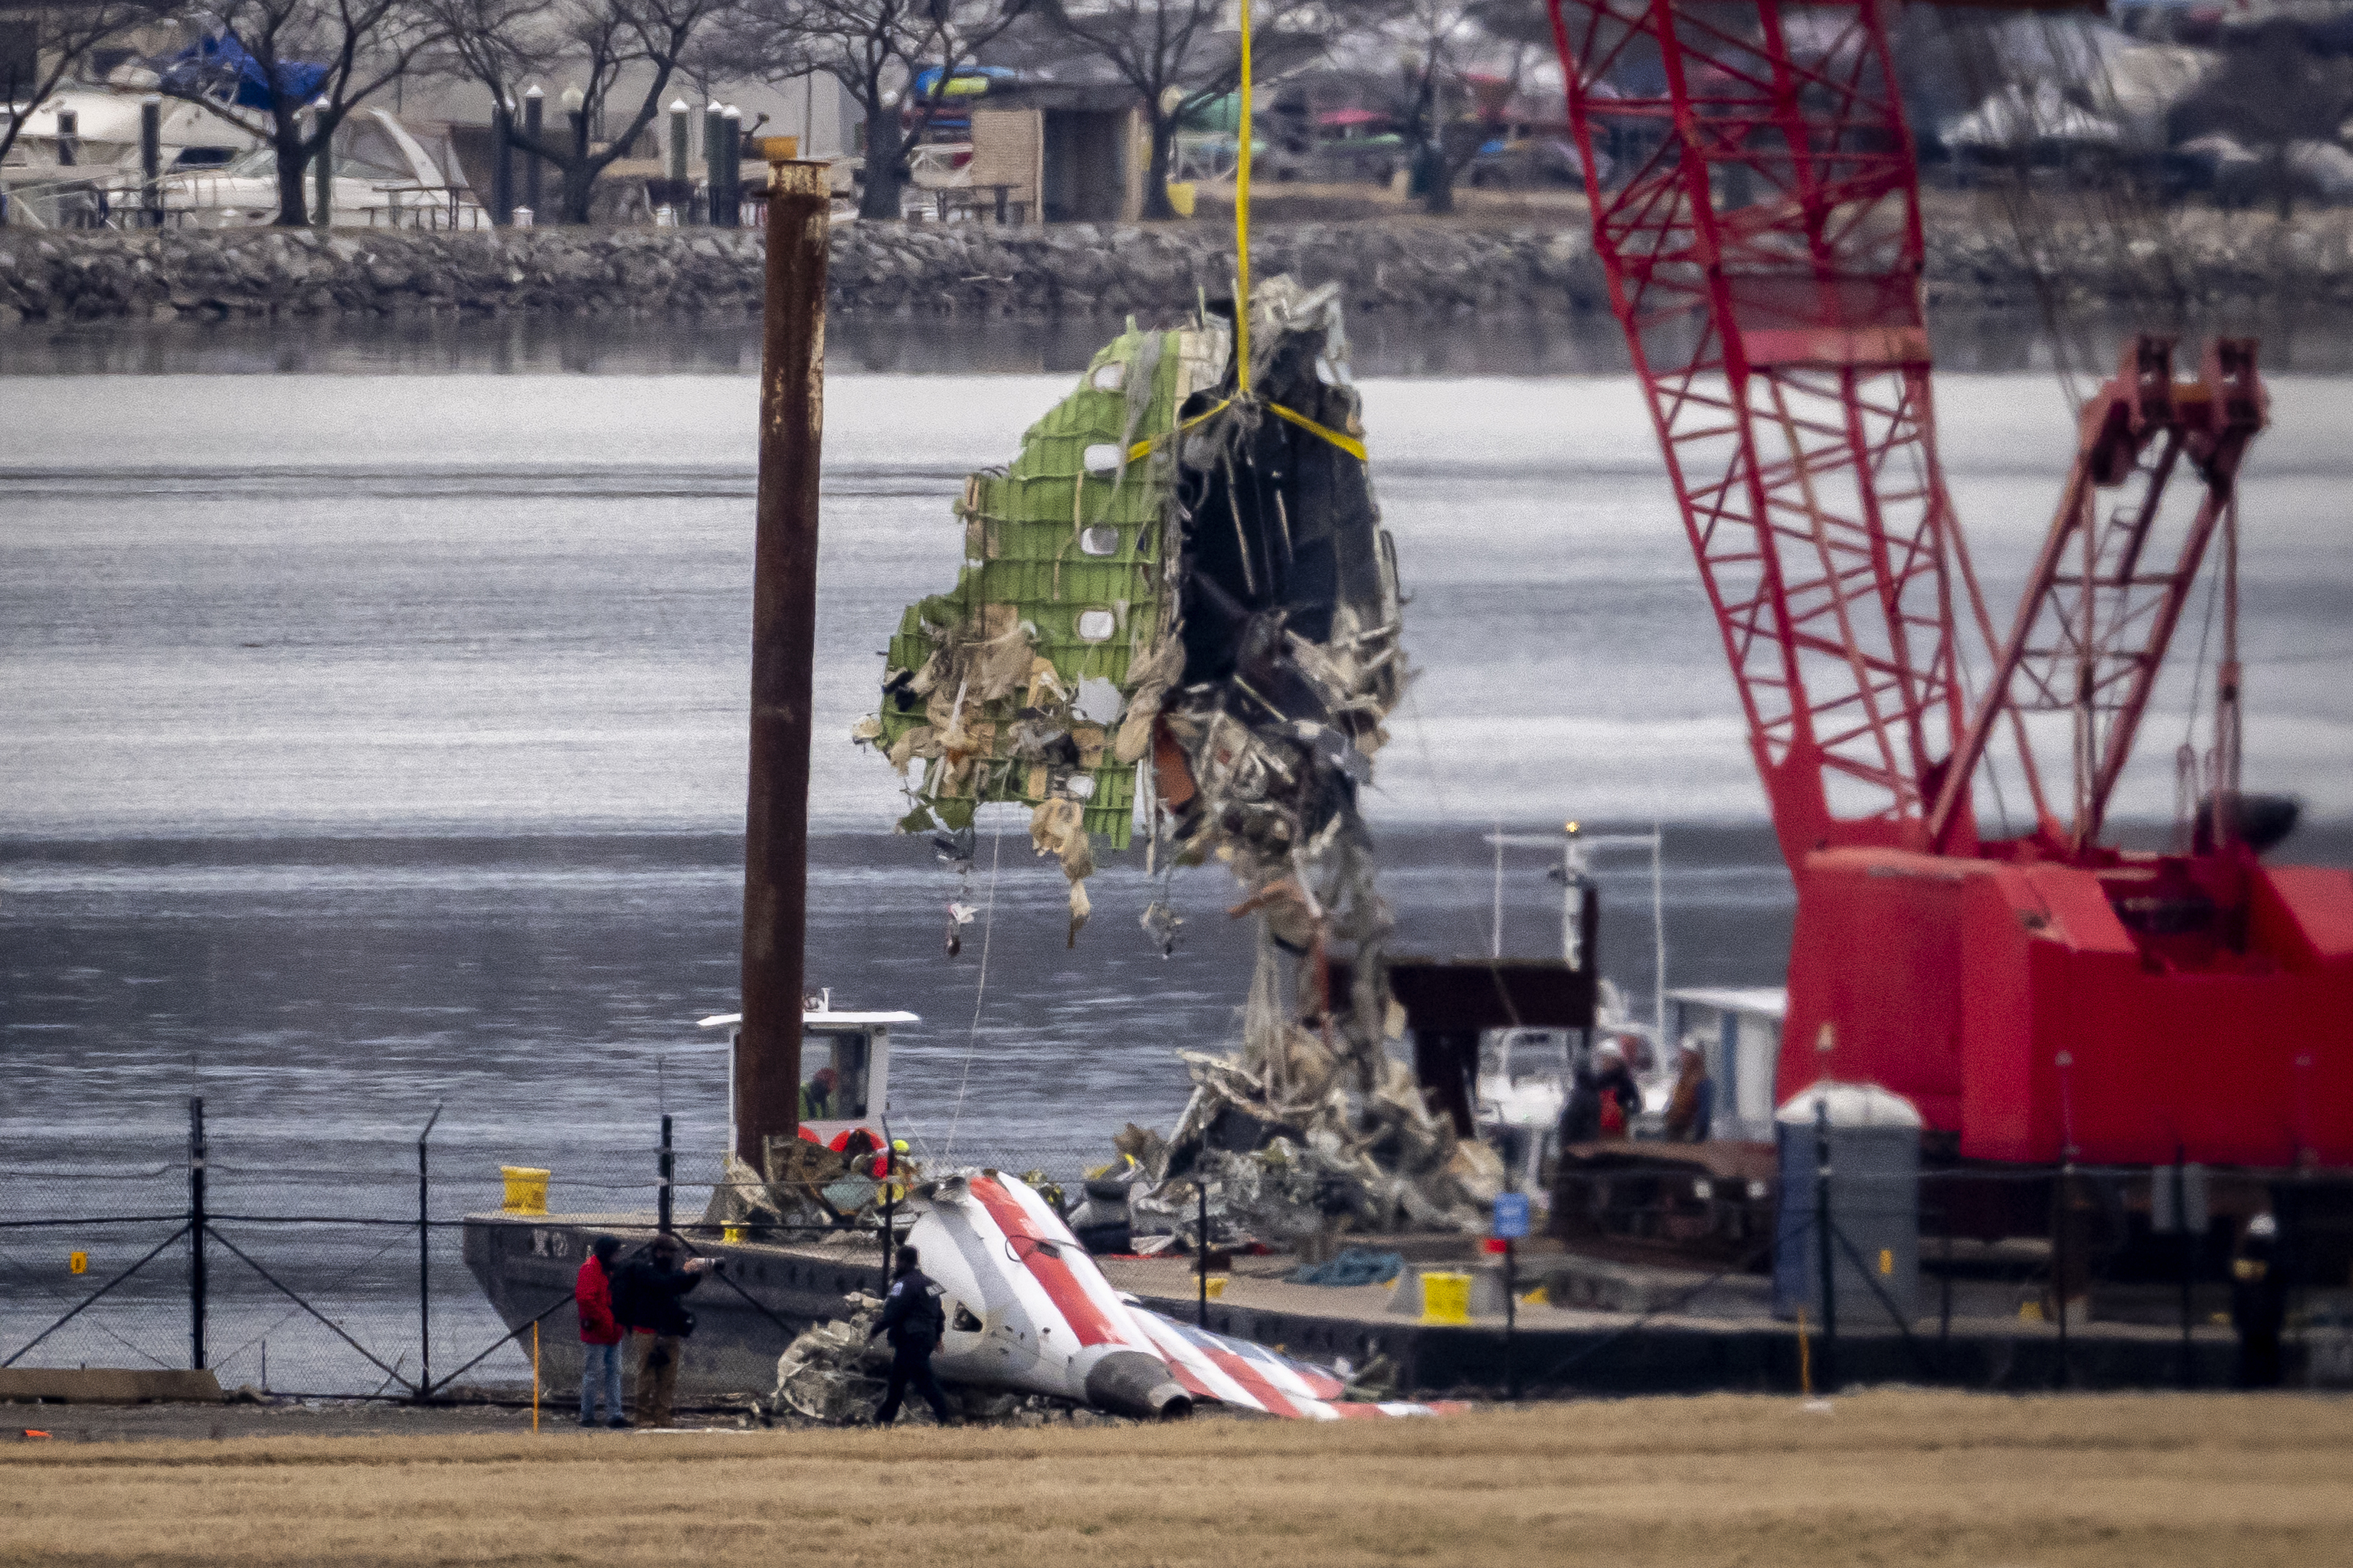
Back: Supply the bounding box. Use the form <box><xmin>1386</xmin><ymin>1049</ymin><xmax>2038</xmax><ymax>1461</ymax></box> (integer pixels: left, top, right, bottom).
<box><xmin>2230</xmin><ymin>1213</ymin><xmax>2289</xmax><ymax>1388</ymax></box>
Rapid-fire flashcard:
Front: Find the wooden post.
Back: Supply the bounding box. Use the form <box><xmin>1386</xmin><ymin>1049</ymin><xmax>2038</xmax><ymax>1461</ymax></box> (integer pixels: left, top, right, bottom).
<box><xmin>737</xmin><ymin>154</ymin><xmax>830</xmax><ymax>1174</ymax></box>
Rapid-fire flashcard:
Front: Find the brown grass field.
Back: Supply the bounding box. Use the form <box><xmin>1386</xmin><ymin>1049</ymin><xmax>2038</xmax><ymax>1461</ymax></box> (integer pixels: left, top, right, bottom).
<box><xmin>4</xmin><ymin>1391</ymin><xmax>2350</xmax><ymax>1567</ymax></box>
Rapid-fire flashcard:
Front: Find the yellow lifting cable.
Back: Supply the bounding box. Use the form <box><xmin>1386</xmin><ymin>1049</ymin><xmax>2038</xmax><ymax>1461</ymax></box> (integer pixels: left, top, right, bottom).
<box><xmin>1235</xmin><ymin>0</ymin><xmax>1253</xmax><ymax>398</ymax></box>
<box><xmin>1124</xmin><ymin>5</ymin><xmax>1366</xmax><ymax>472</ymax></box>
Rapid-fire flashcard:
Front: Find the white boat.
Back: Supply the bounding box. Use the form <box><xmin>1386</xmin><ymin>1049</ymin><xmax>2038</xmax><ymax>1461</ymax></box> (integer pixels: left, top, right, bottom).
<box><xmin>2</xmin><ymin>90</ymin><xmax>483</xmax><ymax>231</ymax></box>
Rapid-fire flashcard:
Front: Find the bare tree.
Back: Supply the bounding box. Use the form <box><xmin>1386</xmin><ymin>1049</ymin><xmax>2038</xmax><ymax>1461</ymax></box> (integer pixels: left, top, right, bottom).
<box><xmin>0</xmin><ymin>0</ymin><xmax>169</xmax><ymax>169</ymax></box>
<box><xmin>716</xmin><ymin>0</ymin><xmax>1026</xmax><ymax>221</ymax></box>
<box><xmin>1034</xmin><ymin>0</ymin><xmax>1319</xmax><ymax>221</ymax></box>
<box><xmin>433</xmin><ymin>0</ymin><xmax>731</xmax><ymax>224</ymax></box>
<box><xmin>1376</xmin><ymin>0</ymin><xmax>1535</xmax><ymax>214</ymax></box>
<box><xmin>159</xmin><ymin>0</ymin><xmax>447</xmax><ymax>225</ymax></box>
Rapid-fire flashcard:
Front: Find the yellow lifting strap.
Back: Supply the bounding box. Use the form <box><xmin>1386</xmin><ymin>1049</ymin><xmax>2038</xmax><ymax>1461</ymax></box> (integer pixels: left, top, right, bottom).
<box><xmin>1127</xmin><ymin>397</ymin><xmax>1234</xmax><ymax>463</ymax></box>
<box><xmin>1126</xmin><ymin>397</ymin><xmax>1365</xmax><ymax>466</ymax></box>
<box><xmin>1267</xmin><ymin>401</ymin><xmax>1367</xmax><ymax>461</ymax></box>
<box><xmin>1122</xmin><ymin>11</ymin><xmax>1365</xmax><ymax>478</ymax></box>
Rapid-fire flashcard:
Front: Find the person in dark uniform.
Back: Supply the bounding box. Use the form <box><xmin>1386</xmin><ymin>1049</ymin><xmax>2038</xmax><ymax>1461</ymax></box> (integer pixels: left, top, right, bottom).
<box><xmin>869</xmin><ymin>1244</ymin><xmax>953</xmax><ymax>1426</ymax></box>
<box><xmin>2230</xmin><ymin>1213</ymin><xmax>2289</xmax><ymax>1389</ymax></box>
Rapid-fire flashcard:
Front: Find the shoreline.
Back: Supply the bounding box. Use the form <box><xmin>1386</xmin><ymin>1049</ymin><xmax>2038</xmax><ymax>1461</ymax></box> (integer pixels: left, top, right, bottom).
<box><xmin>6</xmin><ymin>210</ymin><xmax>2352</xmax><ymax>329</ymax></box>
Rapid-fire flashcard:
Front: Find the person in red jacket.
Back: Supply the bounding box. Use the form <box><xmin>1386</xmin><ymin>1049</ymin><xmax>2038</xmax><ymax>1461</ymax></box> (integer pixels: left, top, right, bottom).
<box><xmin>576</xmin><ymin>1236</ymin><xmax>627</xmax><ymax>1428</ymax></box>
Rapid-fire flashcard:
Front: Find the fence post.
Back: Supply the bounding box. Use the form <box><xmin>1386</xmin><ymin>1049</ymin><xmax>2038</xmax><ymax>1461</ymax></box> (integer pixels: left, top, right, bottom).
<box><xmin>2052</xmin><ymin>1164</ymin><xmax>2073</xmax><ymax>1390</ymax></box>
<box><xmin>659</xmin><ymin>1115</ymin><xmax>675</xmax><ymax>1234</ymax></box>
<box><xmin>1813</xmin><ymin>1101</ymin><xmax>1837</xmax><ymax>1394</ymax></box>
<box><xmin>188</xmin><ymin>1096</ymin><xmax>207</xmax><ymax>1372</ymax></box>
<box><xmin>2175</xmin><ymin>1147</ymin><xmax>2194</xmax><ymax>1390</ymax></box>
<box><xmin>875</xmin><ymin>1127</ymin><xmax>896</xmax><ymax>1295</ymax></box>
<box><xmin>1504</xmin><ymin>1236</ymin><xmax>1518</xmax><ymax>1401</ymax></box>
<box><xmin>1196</xmin><ymin>1176</ymin><xmax>1209</xmax><ymax>1328</ymax></box>
<box><xmin>418</xmin><ymin>1102</ymin><xmax>442</xmax><ymax>1398</ymax></box>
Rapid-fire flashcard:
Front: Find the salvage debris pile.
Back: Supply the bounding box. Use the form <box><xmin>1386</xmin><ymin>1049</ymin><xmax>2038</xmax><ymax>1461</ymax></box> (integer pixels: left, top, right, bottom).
<box><xmin>858</xmin><ymin>279</ymin><xmax>1501</xmax><ymax>1255</ymax></box>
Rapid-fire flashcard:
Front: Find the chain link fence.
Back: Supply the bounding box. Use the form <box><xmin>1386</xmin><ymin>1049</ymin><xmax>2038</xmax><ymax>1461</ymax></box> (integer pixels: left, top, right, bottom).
<box><xmin>8</xmin><ymin>1102</ymin><xmax>2350</xmax><ymax>1399</ymax></box>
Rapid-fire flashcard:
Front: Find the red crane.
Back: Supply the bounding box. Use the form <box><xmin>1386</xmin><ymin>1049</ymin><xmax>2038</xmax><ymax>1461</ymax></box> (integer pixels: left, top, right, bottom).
<box><xmin>1545</xmin><ymin>0</ymin><xmax>2351</xmax><ymax>1166</ymax></box>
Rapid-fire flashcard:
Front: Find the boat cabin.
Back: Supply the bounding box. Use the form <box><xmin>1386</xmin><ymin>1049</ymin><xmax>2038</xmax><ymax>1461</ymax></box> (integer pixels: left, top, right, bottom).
<box><xmin>697</xmin><ymin>1000</ymin><xmax>919</xmax><ymax>1149</ymax></box>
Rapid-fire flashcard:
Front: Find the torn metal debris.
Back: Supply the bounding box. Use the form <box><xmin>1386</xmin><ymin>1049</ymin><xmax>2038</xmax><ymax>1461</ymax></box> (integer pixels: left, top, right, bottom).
<box><xmin>771</xmin><ymin>1168</ymin><xmax>1460</xmax><ymax>1425</ymax></box>
<box><xmin>856</xmin><ymin>277</ymin><xmax>1501</xmax><ymax>1255</ymax></box>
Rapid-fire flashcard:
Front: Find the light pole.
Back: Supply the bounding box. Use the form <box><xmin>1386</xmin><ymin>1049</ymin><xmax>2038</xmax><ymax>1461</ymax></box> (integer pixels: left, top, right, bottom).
<box><xmin>140</xmin><ymin>96</ymin><xmax>162</xmax><ymax>228</ymax></box>
<box><xmin>491</xmin><ymin>97</ymin><xmax>515</xmax><ymax>225</ymax></box>
<box><xmin>521</xmin><ymin>83</ymin><xmax>543</xmax><ymax>224</ymax></box>
<box><xmin>703</xmin><ymin>100</ymin><xmax>724</xmax><ymax>224</ymax></box>
<box><xmin>561</xmin><ymin>83</ymin><xmax>586</xmax><ymax>224</ymax></box>
<box><xmin>719</xmin><ymin>105</ymin><xmax>743</xmax><ymax>227</ymax></box>
<box><xmin>311</xmin><ymin>97</ymin><xmax>332</xmax><ymax>228</ymax></box>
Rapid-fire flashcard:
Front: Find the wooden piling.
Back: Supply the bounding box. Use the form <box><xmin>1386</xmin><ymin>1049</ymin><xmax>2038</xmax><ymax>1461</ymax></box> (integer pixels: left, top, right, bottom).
<box><xmin>737</xmin><ymin>155</ymin><xmax>830</xmax><ymax>1173</ymax></box>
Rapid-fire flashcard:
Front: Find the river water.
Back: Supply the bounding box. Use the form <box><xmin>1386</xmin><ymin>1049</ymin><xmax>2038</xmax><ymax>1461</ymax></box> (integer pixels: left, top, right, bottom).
<box><xmin>2</xmin><ymin>310</ymin><xmax>2348</xmax><ymax>1391</ymax></box>
<box><xmin>4</xmin><ymin>317</ymin><xmax>2349</xmax><ymax>1163</ymax></box>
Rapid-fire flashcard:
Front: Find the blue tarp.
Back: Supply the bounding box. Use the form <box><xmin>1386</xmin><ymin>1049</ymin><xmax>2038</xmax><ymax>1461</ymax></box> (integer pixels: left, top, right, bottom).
<box><xmin>1287</xmin><ymin>1249</ymin><xmax>1405</xmax><ymax>1288</ymax></box>
<box><xmin>159</xmin><ymin>34</ymin><xmax>329</xmax><ymax>112</ymax></box>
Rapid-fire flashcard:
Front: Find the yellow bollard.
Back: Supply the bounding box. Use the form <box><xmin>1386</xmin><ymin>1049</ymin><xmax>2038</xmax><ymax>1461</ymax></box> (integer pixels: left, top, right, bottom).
<box><xmin>1205</xmin><ymin>1274</ymin><xmax>1229</xmax><ymax>1301</ymax></box>
<box><xmin>1419</xmin><ymin>1271</ymin><xmax>1472</xmax><ymax>1326</ymax></box>
<box><xmin>501</xmin><ymin>1167</ymin><xmax>550</xmax><ymax>1216</ymax></box>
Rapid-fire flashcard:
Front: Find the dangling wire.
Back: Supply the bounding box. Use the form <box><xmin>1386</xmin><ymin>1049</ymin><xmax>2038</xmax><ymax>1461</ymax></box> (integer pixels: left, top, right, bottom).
<box><xmin>941</xmin><ymin>813</ymin><xmax>1003</xmax><ymax>1162</ymax></box>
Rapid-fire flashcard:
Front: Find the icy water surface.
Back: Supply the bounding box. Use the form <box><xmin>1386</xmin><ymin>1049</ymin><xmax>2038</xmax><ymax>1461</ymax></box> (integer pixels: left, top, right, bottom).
<box><xmin>2</xmin><ymin>362</ymin><xmax>2348</xmax><ymax>1160</ymax></box>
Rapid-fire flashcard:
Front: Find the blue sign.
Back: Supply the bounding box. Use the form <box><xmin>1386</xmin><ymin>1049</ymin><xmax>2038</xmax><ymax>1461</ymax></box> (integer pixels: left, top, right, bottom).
<box><xmin>1492</xmin><ymin>1192</ymin><xmax>1530</xmax><ymax>1240</ymax></box>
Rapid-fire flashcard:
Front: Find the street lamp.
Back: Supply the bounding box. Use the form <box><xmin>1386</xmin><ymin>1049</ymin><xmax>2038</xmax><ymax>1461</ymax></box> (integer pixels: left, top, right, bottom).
<box><xmin>312</xmin><ymin>95</ymin><xmax>332</xmax><ymax>228</ymax></box>
<box><xmin>522</xmin><ymin>83</ymin><xmax>544</xmax><ymax>221</ymax></box>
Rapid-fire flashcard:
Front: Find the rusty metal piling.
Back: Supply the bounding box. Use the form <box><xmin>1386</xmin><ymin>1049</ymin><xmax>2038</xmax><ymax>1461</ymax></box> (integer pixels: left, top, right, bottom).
<box><xmin>737</xmin><ymin>155</ymin><xmax>830</xmax><ymax>1174</ymax></box>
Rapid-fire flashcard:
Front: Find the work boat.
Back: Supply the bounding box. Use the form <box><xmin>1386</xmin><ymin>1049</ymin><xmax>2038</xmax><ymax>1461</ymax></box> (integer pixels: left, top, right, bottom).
<box><xmin>692</xmin><ymin>994</ymin><xmax>916</xmax><ymax>1152</ymax></box>
<box><xmin>1468</xmin><ymin>823</ymin><xmax>1674</xmax><ymax>1192</ymax></box>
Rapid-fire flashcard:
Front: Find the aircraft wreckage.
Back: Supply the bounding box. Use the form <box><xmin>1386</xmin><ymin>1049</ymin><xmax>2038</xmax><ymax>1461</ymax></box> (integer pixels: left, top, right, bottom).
<box><xmin>652</xmin><ymin>281</ymin><xmax>1553</xmax><ymax>1426</ymax></box>
<box><xmin>770</xmin><ymin>1169</ymin><xmax>1459</xmax><ymax>1423</ymax></box>
<box><xmin>853</xmin><ymin>277</ymin><xmax>1507</xmax><ymax>1259</ymax></box>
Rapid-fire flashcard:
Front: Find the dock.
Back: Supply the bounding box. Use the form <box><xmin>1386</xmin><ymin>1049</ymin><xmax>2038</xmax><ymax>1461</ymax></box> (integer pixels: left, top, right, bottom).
<box><xmin>464</xmin><ymin>1213</ymin><xmax>2279</xmax><ymax>1402</ymax></box>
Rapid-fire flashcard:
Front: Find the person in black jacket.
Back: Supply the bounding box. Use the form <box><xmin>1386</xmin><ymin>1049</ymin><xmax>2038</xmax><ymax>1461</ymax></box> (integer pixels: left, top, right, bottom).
<box><xmin>1559</xmin><ymin>1041</ymin><xmax>1642</xmax><ymax>1146</ymax></box>
<box><xmin>613</xmin><ymin>1234</ymin><xmax>712</xmax><ymax>1429</ymax></box>
<box><xmin>2230</xmin><ymin>1213</ymin><xmax>2289</xmax><ymax>1389</ymax></box>
<box><xmin>869</xmin><ymin>1244</ymin><xmax>953</xmax><ymax>1426</ymax></box>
